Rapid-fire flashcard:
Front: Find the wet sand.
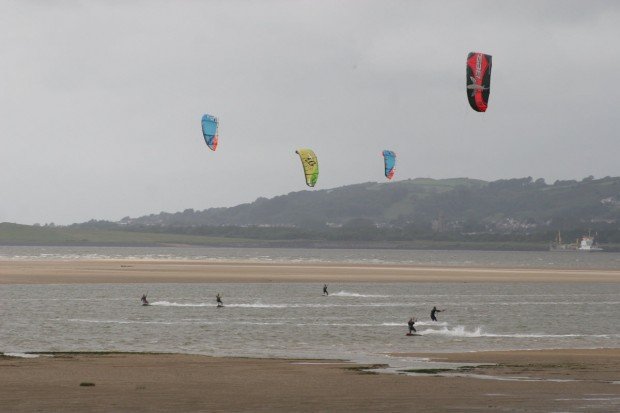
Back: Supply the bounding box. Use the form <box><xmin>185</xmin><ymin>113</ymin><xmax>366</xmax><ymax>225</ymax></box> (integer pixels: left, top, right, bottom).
<box><xmin>1</xmin><ymin>349</ymin><xmax>618</xmax><ymax>412</ymax></box>
<box><xmin>1</xmin><ymin>259</ymin><xmax>619</xmax><ymax>284</ymax></box>
<box><xmin>394</xmin><ymin>348</ymin><xmax>620</xmax><ymax>382</ymax></box>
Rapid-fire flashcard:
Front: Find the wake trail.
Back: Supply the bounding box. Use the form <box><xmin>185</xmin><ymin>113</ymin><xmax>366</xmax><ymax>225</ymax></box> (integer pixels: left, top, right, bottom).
<box><xmin>418</xmin><ymin>325</ymin><xmax>615</xmax><ymax>339</ymax></box>
<box><xmin>331</xmin><ymin>291</ymin><xmax>390</xmax><ymax>298</ymax></box>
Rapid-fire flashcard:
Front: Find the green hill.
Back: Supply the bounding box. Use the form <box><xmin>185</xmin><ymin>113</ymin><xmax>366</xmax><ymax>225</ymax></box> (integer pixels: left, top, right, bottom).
<box><xmin>3</xmin><ymin>176</ymin><xmax>620</xmax><ymax>250</ymax></box>
<box><xmin>120</xmin><ymin>176</ymin><xmax>620</xmax><ymax>236</ymax></box>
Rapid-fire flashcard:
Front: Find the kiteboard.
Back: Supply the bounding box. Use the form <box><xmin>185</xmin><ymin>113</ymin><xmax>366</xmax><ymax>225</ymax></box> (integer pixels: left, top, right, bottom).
<box><xmin>142</xmin><ymin>303</ymin><xmax>150</xmax><ymax>306</ymax></box>
<box><xmin>406</xmin><ymin>333</ymin><xmax>421</xmax><ymax>336</ymax></box>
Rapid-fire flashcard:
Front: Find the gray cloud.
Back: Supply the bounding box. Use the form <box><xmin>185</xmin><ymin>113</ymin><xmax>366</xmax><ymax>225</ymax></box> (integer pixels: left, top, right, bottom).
<box><xmin>1</xmin><ymin>0</ymin><xmax>619</xmax><ymax>224</ymax></box>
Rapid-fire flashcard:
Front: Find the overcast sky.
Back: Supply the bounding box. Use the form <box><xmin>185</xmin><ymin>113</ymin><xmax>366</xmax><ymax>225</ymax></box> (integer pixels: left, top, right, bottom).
<box><xmin>1</xmin><ymin>1</ymin><xmax>619</xmax><ymax>224</ymax></box>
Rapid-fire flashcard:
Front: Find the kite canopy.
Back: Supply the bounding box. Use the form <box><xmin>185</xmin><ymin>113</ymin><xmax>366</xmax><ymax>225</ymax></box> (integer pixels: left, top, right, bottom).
<box><xmin>295</xmin><ymin>148</ymin><xmax>319</xmax><ymax>187</ymax></box>
<box><xmin>466</xmin><ymin>52</ymin><xmax>492</xmax><ymax>112</ymax></box>
<box><xmin>201</xmin><ymin>114</ymin><xmax>219</xmax><ymax>151</ymax></box>
<box><xmin>382</xmin><ymin>150</ymin><xmax>396</xmax><ymax>180</ymax></box>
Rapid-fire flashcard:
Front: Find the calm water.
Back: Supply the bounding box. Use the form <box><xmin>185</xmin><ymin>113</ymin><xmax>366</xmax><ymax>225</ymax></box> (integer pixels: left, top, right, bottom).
<box><xmin>1</xmin><ymin>284</ymin><xmax>619</xmax><ymax>360</ymax></box>
<box><xmin>1</xmin><ymin>247</ymin><xmax>619</xmax><ymax>364</ymax></box>
<box><xmin>2</xmin><ymin>245</ymin><xmax>620</xmax><ymax>269</ymax></box>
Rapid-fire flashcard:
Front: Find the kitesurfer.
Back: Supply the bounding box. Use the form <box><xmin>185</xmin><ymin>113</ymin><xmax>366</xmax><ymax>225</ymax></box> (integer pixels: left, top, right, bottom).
<box><xmin>430</xmin><ymin>306</ymin><xmax>442</xmax><ymax>322</ymax></box>
<box><xmin>216</xmin><ymin>293</ymin><xmax>223</xmax><ymax>307</ymax></box>
<box><xmin>323</xmin><ymin>284</ymin><xmax>328</xmax><ymax>296</ymax></box>
<box><xmin>408</xmin><ymin>317</ymin><xmax>416</xmax><ymax>334</ymax></box>
<box><xmin>141</xmin><ymin>294</ymin><xmax>148</xmax><ymax>306</ymax></box>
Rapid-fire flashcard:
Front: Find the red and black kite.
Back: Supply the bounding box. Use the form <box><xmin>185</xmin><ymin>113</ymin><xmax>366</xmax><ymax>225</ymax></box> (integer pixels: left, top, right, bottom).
<box><xmin>466</xmin><ymin>52</ymin><xmax>492</xmax><ymax>112</ymax></box>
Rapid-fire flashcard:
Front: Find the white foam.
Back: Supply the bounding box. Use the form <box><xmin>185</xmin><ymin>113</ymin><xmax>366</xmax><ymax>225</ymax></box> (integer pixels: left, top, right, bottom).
<box><xmin>150</xmin><ymin>301</ymin><xmax>210</xmax><ymax>307</ymax></box>
<box><xmin>419</xmin><ymin>325</ymin><xmax>486</xmax><ymax>338</ymax></box>
<box><xmin>331</xmin><ymin>291</ymin><xmax>389</xmax><ymax>298</ymax></box>
<box><xmin>226</xmin><ymin>303</ymin><xmax>288</xmax><ymax>308</ymax></box>
<box><xmin>4</xmin><ymin>352</ymin><xmax>39</xmax><ymax>358</ymax></box>
<box><xmin>418</xmin><ymin>325</ymin><xmax>611</xmax><ymax>339</ymax></box>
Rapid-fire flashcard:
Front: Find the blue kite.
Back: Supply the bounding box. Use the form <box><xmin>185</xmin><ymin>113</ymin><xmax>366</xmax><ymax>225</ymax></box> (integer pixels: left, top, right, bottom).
<box><xmin>382</xmin><ymin>150</ymin><xmax>396</xmax><ymax>180</ymax></box>
<box><xmin>201</xmin><ymin>114</ymin><xmax>219</xmax><ymax>151</ymax></box>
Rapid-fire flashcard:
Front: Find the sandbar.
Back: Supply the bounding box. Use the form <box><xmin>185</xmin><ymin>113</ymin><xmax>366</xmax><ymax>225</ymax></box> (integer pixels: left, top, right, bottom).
<box><xmin>1</xmin><ymin>259</ymin><xmax>619</xmax><ymax>284</ymax></box>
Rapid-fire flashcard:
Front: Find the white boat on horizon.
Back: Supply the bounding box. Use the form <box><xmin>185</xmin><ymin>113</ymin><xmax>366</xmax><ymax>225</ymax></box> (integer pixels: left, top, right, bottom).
<box><xmin>549</xmin><ymin>231</ymin><xmax>603</xmax><ymax>252</ymax></box>
<box><xmin>577</xmin><ymin>234</ymin><xmax>603</xmax><ymax>252</ymax></box>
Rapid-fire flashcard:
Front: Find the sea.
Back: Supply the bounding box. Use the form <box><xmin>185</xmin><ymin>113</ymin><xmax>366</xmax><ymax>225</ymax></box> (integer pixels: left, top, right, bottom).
<box><xmin>1</xmin><ymin>246</ymin><xmax>619</xmax><ymax>367</ymax></box>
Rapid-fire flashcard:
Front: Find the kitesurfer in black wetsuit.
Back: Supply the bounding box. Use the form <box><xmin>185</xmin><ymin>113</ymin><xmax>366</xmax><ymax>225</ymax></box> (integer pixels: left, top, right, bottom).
<box><xmin>141</xmin><ymin>294</ymin><xmax>148</xmax><ymax>305</ymax></box>
<box><xmin>323</xmin><ymin>284</ymin><xmax>328</xmax><ymax>296</ymax></box>
<box><xmin>216</xmin><ymin>293</ymin><xmax>223</xmax><ymax>307</ymax></box>
<box><xmin>430</xmin><ymin>306</ymin><xmax>442</xmax><ymax>322</ymax></box>
<box><xmin>408</xmin><ymin>317</ymin><xmax>416</xmax><ymax>333</ymax></box>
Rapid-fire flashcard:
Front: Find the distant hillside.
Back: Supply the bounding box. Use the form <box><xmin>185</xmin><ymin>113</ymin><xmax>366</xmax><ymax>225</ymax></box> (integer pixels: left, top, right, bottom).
<box><xmin>4</xmin><ymin>176</ymin><xmax>620</xmax><ymax>250</ymax></box>
<box><xmin>117</xmin><ymin>176</ymin><xmax>620</xmax><ymax>237</ymax></box>
<box><xmin>120</xmin><ymin>178</ymin><xmax>487</xmax><ymax>227</ymax></box>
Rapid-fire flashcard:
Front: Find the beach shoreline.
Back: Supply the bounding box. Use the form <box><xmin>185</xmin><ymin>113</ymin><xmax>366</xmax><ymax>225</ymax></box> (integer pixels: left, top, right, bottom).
<box><xmin>2</xmin><ymin>259</ymin><xmax>620</xmax><ymax>284</ymax></box>
<box><xmin>1</xmin><ymin>348</ymin><xmax>618</xmax><ymax>412</ymax></box>
<box><xmin>2</xmin><ymin>260</ymin><xmax>618</xmax><ymax>411</ymax></box>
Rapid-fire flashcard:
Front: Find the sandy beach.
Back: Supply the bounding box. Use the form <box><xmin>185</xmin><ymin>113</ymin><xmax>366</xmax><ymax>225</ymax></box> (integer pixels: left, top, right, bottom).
<box><xmin>1</xmin><ymin>259</ymin><xmax>620</xmax><ymax>284</ymax></box>
<box><xmin>2</xmin><ymin>260</ymin><xmax>619</xmax><ymax>411</ymax></box>
<box><xmin>0</xmin><ymin>349</ymin><xmax>618</xmax><ymax>412</ymax></box>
